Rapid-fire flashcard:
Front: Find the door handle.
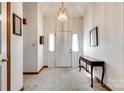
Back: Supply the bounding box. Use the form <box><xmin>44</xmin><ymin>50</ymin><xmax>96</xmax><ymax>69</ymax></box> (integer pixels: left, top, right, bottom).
<box><xmin>69</xmin><ymin>49</ymin><xmax>72</xmax><ymax>53</ymax></box>
<box><xmin>2</xmin><ymin>58</ymin><xmax>8</xmax><ymax>62</ymax></box>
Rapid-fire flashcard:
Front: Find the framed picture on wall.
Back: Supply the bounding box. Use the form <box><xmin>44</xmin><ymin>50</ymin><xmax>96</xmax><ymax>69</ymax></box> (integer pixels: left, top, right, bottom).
<box><xmin>40</xmin><ymin>36</ymin><xmax>44</xmax><ymax>45</ymax></box>
<box><xmin>13</xmin><ymin>13</ymin><xmax>22</xmax><ymax>36</ymax></box>
<box><xmin>89</xmin><ymin>26</ymin><xmax>98</xmax><ymax>47</ymax></box>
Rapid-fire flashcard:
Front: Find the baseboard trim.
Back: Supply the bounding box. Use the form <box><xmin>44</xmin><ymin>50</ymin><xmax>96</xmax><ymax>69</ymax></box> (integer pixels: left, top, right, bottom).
<box><xmin>38</xmin><ymin>66</ymin><xmax>45</xmax><ymax>73</ymax></box>
<box><xmin>19</xmin><ymin>86</ymin><xmax>24</xmax><ymax>91</ymax></box>
<box><xmin>23</xmin><ymin>72</ymin><xmax>38</xmax><ymax>74</ymax></box>
<box><xmin>43</xmin><ymin>65</ymin><xmax>48</xmax><ymax>68</ymax></box>
<box><xmin>23</xmin><ymin>66</ymin><xmax>48</xmax><ymax>75</ymax></box>
<box><xmin>95</xmin><ymin>76</ymin><xmax>112</xmax><ymax>91</ymax></box>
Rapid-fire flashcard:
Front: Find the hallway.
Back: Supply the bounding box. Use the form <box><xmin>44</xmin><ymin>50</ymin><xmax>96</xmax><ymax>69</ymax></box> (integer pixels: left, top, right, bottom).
<box><xmin>0</xmin><ymin>2</ymin><xmax>124</xmax><ymax>91</ymax></box>
<box><xmin>24</xmin><ymin>68</ymin><xmax>107</xmax><ymax>91</ymax></box>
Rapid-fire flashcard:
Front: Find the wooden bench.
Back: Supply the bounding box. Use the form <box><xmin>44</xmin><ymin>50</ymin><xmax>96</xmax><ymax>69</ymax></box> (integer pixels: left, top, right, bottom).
<box><xmin>79</xmin><ymin>56</ymin><xmax>105</xmax><ymax>87</ymax></box>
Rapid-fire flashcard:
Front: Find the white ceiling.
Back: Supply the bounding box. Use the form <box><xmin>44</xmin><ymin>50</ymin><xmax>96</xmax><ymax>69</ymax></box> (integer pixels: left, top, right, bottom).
<box><xmin>39</xmin><ymin>2</ymin><xmax>91</xmax><ymax>17</ymax></box>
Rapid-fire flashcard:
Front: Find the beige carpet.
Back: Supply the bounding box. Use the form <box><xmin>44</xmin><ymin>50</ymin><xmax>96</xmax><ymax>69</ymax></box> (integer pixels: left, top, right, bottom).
<box><xmin>23</xmin><ymin>68</ymin><xmax>107</xmax><ymax>91</ymax></box>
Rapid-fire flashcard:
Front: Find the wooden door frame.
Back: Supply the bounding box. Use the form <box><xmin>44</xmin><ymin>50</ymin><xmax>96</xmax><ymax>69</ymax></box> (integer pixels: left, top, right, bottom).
<box><xmin>7</xmin><ymin>2</ymin><xmax>11</xmax><ymax>91</ymax></box>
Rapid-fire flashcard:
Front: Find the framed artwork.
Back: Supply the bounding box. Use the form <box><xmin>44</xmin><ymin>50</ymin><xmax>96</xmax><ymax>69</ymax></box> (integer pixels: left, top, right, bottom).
<box><xmin>13</xmin><ymin>13</ymin><xmax>22</xmax><ymax>36</ymax></box>
<box><xmin>23</xmin><ymin>18</ymin><xmax>27</xmax><ymax>24</ymax></box>
<box><xmin>40</xmin><ymin>36</ymin><xmax>44</xmax><ymax>45</ymax></box>
<box><xmin>90</xmin><ymin>26</ymin><xmax>98</xmax><ymax>47</ymax></box>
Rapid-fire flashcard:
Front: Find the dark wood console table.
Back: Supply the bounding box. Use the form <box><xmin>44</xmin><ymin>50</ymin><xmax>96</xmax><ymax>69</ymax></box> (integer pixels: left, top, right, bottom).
<box><xmin>79</xmin><ymin>56</ymin><xmax>105</xmax><ymax>87</ymax></box>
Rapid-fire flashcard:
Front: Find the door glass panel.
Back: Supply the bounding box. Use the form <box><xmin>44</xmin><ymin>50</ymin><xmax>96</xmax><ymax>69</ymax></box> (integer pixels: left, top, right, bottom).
<box><xmin>72</xmin><ymin>34</ymin><xmax>79</xmax><ymax>52</ymax></box>
<box><xmin>49</xmin><ymin>34</ymin><xmax>55</xmax><ymax>52</ymax></box>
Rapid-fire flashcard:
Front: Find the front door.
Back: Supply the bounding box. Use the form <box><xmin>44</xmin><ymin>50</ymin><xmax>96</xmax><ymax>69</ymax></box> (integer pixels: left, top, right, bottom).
<box><xmin>55</xmin><ymin>32</ymin><xmax>72</xmax><ymax>67</ymax></box>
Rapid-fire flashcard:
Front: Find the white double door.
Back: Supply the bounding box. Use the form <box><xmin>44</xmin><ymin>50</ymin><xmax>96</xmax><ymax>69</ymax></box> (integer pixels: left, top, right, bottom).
<box><xmin>55</xmin><ymin>31</ymin><xmax>72</xmax><ymax>67</ymax></box>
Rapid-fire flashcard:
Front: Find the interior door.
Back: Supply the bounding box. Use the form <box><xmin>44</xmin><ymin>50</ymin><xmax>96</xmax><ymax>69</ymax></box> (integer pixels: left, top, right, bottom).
<box><xmin>56</xmin><ymin>31</ymin><xmax>72</xmax><ymax>67</ymax></box>
<box><xmin>0</xmin><ymin>3</ymin><xmax>7</xmax><ymax>91</ymax></box>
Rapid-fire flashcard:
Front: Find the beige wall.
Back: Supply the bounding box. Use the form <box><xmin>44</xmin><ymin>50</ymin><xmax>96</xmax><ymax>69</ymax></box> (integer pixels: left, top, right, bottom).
<box><xmin>83</xmin><ymin>2</ymin><xmax>124</xmax><ymax>90</ymax></box>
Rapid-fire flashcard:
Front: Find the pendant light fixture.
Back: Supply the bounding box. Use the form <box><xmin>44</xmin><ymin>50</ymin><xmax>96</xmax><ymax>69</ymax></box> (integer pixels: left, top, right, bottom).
<box><xmin>57</xmin><ymin>2</ymin><xmax>68</xmax><ymax>22</ymax></box>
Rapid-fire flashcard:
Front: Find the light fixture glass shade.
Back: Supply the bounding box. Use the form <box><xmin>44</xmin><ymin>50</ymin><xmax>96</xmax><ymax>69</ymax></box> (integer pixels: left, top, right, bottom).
<box><xmin>57</xmin><ymin>6</ymin><xmax>68</xmax><ymax>22</ymax></box>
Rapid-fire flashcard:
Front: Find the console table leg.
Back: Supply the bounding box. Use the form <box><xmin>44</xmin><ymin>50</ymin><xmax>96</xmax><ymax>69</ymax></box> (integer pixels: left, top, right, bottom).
<box><xmin>86</xmin><ymin>63</ymin><xmax>88</xmax><ymax>72</ymax></box>
<box><xmin>101</xmin><ymin>65</ymin><xmax>105</xmax><ymax>87</ymax></box>
<box><xmin>91</xmin><ymin>66</ymin><xmax>93</xmax><ymax>87</ymax></box>
<box><xmin>79</xmin><ymin>58</ymin><xmax>81</xmax><ymax>72</ymax></box>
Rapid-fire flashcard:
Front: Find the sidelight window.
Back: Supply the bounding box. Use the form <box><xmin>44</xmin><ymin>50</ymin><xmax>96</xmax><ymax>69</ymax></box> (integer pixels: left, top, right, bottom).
<box><xmin>49</xmin><ymin>34</ymin><xmax>55</xmax><ymax>52</ymax></box>
<box><xmin>72</xmin><ymin>34</ymin><xmax>79</xmax><ymax>52</ymax></box>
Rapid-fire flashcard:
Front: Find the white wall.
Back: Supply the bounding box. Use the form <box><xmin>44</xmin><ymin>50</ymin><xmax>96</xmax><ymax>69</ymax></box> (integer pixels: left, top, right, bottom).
<box><xmin>0</xmin><ymin>3</ymin><xmax>1</xmax><ymax>53</ymax></box>
<box><xmin>37</xmin><ymin>4</ymin><xmax>44</xmax><ymax>71</ymax></box>
<box><xmin>83</xmin><ymin>2</ymin><xmax>124</xmax><ymax>90</ymax></box>
<box><xmin>11</xmin><ymin>3</ymin><xmax>23</xmax><ymax>90</ymax></box>
<box><xmin>123</xmin><ymin>2</ymin><xmax>124</xmax><ymax>81</ymax></box>
<box><xmin>0</xmin><ymin>3</ymin><xmax>1</xmax><ymax>88</ymax></box>
<box><xmin>44</xmin><ymin>17</ymin><xmax>83</xmax><ymax>67</ymax></box>
<box><xmin>123</xmin><ymin>3</ymin><xmax>124</xmax><ymax>76</ymax></box>
<box><xmin>23</xmin><ymin>3</ymin><xmax>38</xmax><ymax>72</ymax></box>
<box><xmin>23</xmin><ymin>3</ymin><xmax>44</xmax><ymax>72</ymax></box>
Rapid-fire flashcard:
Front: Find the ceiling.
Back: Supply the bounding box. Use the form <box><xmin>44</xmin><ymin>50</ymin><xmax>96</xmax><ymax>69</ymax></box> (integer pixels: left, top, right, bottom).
<box><xmin>39</xmin><ymin>2</ymin><xmax>91</xmax><ymax>18</ymax></box>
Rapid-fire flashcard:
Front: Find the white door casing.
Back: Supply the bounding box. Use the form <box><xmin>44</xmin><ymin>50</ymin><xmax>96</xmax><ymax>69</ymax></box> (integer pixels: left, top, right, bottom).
<box><xmin>55</xmin><ymin>31</ymin><xmax>72</xmax><ymax>67</ymax></box>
